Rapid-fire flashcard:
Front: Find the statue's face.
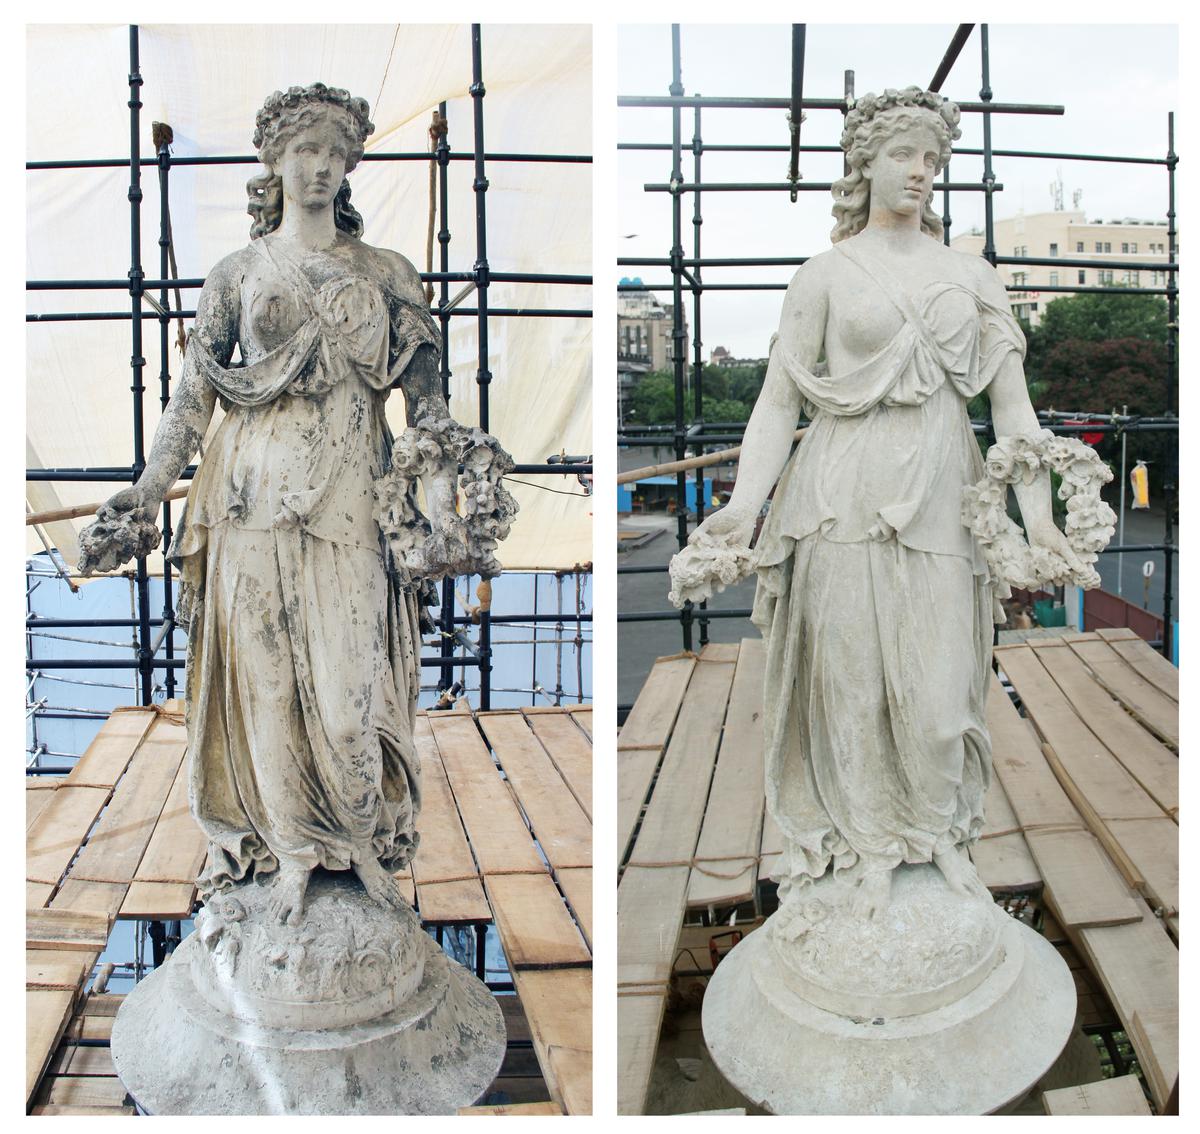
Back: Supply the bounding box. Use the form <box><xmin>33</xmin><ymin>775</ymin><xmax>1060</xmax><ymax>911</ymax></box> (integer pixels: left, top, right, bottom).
<box><xmin>275</xmin><ymin>112</ymin><xmax>350</xmax><ymax>212</ymax></box>
<box><xmin>863</xmin><ymin>121</ymin><xmax>940</xmax><ymax>218</ymax></box>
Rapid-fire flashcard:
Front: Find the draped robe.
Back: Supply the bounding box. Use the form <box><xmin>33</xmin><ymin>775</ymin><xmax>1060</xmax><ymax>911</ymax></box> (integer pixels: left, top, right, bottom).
<box><xmin>751</xmin><ymin>240</ymin><xmax>1027</xmax><ymax>899</ymax></box>
<box><xmin>170</xmin><ymin>238</ymin><xmax>440</xmax><ymax>897</ymax></box>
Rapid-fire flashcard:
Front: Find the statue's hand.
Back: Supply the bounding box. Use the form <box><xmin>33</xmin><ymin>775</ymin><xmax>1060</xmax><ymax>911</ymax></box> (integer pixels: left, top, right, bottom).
<box><xmin>1027</xmin><ymin>521</ymin><xmax>1089</xmax><ymax>581</ymax></box>
<box><xmin>691</xmin><ymin>503</ymin><xmax>756</xmax><ymax>549</ymax></box>
<box><xmin>77</xmin><ymin>485</ymin><xmax>162</xmax><ymax>576</ymax></box>
<box><xmin>668</xmin><ymin>503</ymin><xmax>758</xmax><ymax>608</ymax></box>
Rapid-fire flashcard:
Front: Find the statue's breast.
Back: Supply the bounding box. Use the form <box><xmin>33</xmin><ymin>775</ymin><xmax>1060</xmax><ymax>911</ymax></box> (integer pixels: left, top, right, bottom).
<box><xmin>245</xmin><ymin>280</ymin><xmax>306</xmax><ymax>355</ymax></box>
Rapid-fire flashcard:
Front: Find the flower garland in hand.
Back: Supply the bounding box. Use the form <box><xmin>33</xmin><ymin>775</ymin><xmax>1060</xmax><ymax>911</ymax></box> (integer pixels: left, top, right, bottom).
<box><xmin>962</xmin><ymin>429</ymin><xmax>1115</xmax><ymax>592</ymax></box>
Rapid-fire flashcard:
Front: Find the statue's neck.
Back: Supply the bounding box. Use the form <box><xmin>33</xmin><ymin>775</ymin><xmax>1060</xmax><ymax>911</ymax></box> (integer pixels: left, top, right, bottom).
<box><xmin>860</xmin><ymin>210</ymin><xmax>928</xmax><ymax>252</ymax></box>
<box><xmin>275</xmin><ymin>203</ymin><xmax>338</xmax><ymax>252</ymax></box>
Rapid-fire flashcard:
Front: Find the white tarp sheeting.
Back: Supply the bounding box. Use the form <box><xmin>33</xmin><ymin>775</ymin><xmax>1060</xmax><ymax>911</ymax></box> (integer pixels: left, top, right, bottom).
<box><xmin>26</xmin><ymin>23</ymin><xmax>592</xmax><ymax>572</ymax></box>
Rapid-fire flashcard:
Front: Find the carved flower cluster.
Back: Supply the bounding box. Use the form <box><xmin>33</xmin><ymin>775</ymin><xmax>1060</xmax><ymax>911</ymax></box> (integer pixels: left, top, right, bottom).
<box><xmin>667</xmin><ymin>525</ymin><xmax>756</xmax><ymax>608</ymax></box>
<box><xmin>77</xmin><ymin>505</ymin><xmax>161</xmax><ymax>577</ymax></box>
<box><xmin>374</xmin><ymin>416</ymin><xmax>518</xmax><ymax>584</ymax></box>
<box><xmin>962</xmin><ymin>429</ymin><xmax>1115</xmax><ymax>591</ymax></box>
<box><xmin>840</xmin><ymin>86</ymin><xmax>961</xmax><ymax>155</ymax></box>
<box><xmin>253</xmin><ymin>82</ymin><xmax>374</xmax><ymax>153</ymax></box>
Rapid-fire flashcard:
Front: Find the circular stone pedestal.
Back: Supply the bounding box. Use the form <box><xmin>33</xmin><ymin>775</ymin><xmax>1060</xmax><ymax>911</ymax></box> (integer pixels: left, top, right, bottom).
<box><xmin>703</xmin><ymin>863</ymin><xmax>1075</xmax><ymax>1114</ymax></box>
<box><xmin>111</xmin><ymin>872</ymin><xmax>505</xmax><ymax>1114</ymax></box>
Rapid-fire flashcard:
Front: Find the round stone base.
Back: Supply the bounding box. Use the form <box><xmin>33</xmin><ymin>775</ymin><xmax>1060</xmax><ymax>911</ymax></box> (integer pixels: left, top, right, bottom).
<box><xmin>703</xmin><ymin>900</ymin><xmax>1075</xmax><ymax>1114</ymax></box>
<box><xmin>111</xmin><ymin>930</ymin><xmax>505</xmax><ymax>1114</ymax></box>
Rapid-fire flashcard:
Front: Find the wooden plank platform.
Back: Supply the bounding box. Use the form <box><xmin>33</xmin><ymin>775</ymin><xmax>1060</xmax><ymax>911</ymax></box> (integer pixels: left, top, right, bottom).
<box><xmin>1042</xmin><ymin>1075</ymin><xmax>1152</xmax><ymax>1115</ymax></box>
<box><xmin>27</xmin><ymin>702</ymin><xmax>592</xmax><ymax>1116</ymax></box>
<box><xmin>619</xmin><ymin>634</ymin><xmax>1177</xmax><ymax>1115</ymax></box>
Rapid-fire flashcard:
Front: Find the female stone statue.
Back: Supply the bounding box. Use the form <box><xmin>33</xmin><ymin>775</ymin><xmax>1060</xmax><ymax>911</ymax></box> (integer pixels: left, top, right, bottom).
<box><xmin>675</xmin><ymin>88</ymin><xmax>1092</xmax><ymax>918</ymax></box>
<box><xmin>80</xmin><ymin>83</ymin><xmax>510</xmax><ymax>928</ymax></box>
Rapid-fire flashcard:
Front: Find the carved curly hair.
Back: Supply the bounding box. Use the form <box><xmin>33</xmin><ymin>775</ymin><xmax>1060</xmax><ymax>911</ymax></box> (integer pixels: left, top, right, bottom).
<box><xmin>246</xmin><ymin>82</ymin><xmax>376</xmax><ymax>239</ymax></box>
<box><xmin>830</xmin><ymin>87</ymin><xmax>961</xmax><ymax>244</ymax></box>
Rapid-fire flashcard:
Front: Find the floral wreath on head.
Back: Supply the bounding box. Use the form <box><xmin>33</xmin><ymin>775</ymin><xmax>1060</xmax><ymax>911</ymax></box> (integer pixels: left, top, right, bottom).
<box><xmin>962</xmin><ymin>429</ymin><xmax>1116</xmax><ymax>593</ymax></box>
<box><xmin>253</xmin><ymin>82</ymin><xmax>375</xmax><ymax>158</ymax></box>
<box><xmin>839</xmin><ymin>87</ymin><xmax>961</xmax><ymax>156</ymax></box>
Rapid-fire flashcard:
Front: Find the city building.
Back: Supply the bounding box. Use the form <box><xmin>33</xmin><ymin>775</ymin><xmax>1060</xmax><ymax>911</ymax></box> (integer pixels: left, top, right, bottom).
<box><xmin>709</xmin><ymin>345</ymin><xmax>768</xmax><ymax>369</ymax></box>
<box><xmin>950</xmin><ymin>210</ymin><xmax>1176</xmax><ymax>327</ymax></box>
<box><xmin>617</xmin><ymin>280</ymin><xmax>688</xmax><ymax>424</ymax></box>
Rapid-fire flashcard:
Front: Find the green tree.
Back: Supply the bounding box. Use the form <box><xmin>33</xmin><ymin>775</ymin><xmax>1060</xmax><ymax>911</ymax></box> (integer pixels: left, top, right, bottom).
<box><xmin>628</xmin><ymin>372</ymin><xmax>677</xmax><ymax>425</ymax></box>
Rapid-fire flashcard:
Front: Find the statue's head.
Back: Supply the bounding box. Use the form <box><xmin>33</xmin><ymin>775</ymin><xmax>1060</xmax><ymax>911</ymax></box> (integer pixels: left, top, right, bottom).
<box><xmin>831</xmin><ymin>87</ymin><xmax>961</xmax><ymax>244</ymax></box>
<box><xmin>247</xmin><ymin>82</ymin><xmax>376</xmax><ymax>239</ymax></box>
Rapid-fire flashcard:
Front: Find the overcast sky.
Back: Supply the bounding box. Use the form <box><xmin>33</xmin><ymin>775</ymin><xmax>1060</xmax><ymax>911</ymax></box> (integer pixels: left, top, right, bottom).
<box><xmin>617</xmin><ymin>23</ymin><xmax>1179</xmax><ymax>357</ymax></box>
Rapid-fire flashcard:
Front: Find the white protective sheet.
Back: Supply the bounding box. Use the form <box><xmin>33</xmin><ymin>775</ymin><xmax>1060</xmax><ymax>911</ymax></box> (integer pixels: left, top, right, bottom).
<box><xmin>26</xmin><ymin>23</ymin><xmax>592</xmax><ymax>572</ymax></box>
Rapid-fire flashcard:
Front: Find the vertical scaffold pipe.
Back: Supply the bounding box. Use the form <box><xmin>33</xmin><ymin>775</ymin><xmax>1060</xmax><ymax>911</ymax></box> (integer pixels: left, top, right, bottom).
<box><xmin>669</xmin><ymin>24</ymin><xmax>693</xmax><ymax>653</ymax></box>
<box><xmin>156</xmin><ymin>123</ymin><xmax>176</xmax><ymax>699</ymax></box>
<box><xmin>691</xmin><ymin>97</ymin><xmax>709</xmax><ymax>647</ymax></box>
<box><xmin>979</xmin><ymin>25</ymin><xmax>997</xmax><ymax>269</ymax></box>
<box><xmin>435</xmin><ymin>100</ymin><xmax>456</xmax><ymax>697</ymax></box>
<box><xmin>1161</xmin><ymin>111</ymin><xmax>1177</xmax><ymax>661</ymax></box>
<box><xmin>470</xmin><ymin>25</ymin><xmax>493</xmax><ymax>708</ymax></box>
<box><xmin>128</xmin><ymin>25</ymin><xmax>153</xmax><ymax>705</ymax></box>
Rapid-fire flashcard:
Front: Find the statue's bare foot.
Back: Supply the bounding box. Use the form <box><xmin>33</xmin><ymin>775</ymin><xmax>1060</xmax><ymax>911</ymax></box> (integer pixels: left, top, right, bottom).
<box><xmin>267</xmin><ymin>862</ymin><xmax>312</xmax><ymax>928</ymax></box>
<box><xmin>353</xmin><ymin>856</ymin><xmax>404</xmax><ymax>910</ymax></box>
<box><xmin>934</xmin><ymin>848</ymin><xmax>989</xmax><ymax>900</ymax></box>
<box><xmin>850</xmin><ymin>868</ymin><xmax>893</xmax><ymax>920</ymax></box>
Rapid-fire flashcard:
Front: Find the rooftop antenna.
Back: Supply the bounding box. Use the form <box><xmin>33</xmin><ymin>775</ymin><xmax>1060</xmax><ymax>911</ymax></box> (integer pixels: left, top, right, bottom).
<box><xmin>1072</xmin><ymin>188</ymin><xmax>1083</xmax><ymax>209</ymax></box>
<box><xmin>1050</xmin><ymin>166</ymin><xmax>1064</xmax><ymax>211</ymax></box>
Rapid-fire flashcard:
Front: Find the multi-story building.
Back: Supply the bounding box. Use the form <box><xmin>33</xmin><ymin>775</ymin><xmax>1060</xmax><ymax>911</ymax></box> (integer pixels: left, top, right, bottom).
<box><xmin>709</xmin><ymin>346</ymin><xmax>768</xmax><ymax>369</ymax></box>
<box><xmin>950</xmin><ymin>210</ymin><xmax>1176</xmax><ymax>327</ymax></box>
<box><xmin>618</xmin><ymin>280</ymin><xmax>688</xmax><ymax>424</ymax></box>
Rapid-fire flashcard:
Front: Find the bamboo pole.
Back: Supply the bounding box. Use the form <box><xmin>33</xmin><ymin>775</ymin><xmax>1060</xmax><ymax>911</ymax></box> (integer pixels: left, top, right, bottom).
<box><xmin>616</xmin><ymin>427</ymin><xmax>805</xmax><ymax>486</ymax></box>
<box><xmin>25</xmin><ymin>483</ymin><xmax>190</xmax><ymax>527</ymax></box>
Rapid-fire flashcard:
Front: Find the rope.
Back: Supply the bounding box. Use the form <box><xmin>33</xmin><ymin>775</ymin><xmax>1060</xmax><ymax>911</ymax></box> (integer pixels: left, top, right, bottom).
<box><xmin>625</xmin><ymin>852</ymin><xmax>763</xmax><ymax>880</ymax></box>
<box><xmin>111</xmin><ymin>703</ymin><xmax>185</xmax><ymax>725</ymax></box>
<box><xmin>425</xmin><ymin>110</ymin><xmax>448</xmax><ymax>305</ymax></box>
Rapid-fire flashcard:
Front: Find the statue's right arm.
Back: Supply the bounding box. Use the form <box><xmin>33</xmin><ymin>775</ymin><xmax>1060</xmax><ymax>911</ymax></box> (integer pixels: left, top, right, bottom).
<box><xmin>711</xmin><ymin>260</ymin><xmax>826</xmax><ymax>534</ymax></box>
<box><xmin>118</xmin><ymin>256</ymin><xmax>235</xmax><ymax>509</ymax></box>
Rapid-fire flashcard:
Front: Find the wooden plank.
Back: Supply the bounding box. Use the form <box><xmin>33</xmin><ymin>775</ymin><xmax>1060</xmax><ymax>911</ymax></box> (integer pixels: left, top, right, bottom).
<box><xmin>26</xmin><ymin>778</ymin><xmax>65</xmax><ymax>830</ymax></box>
<box><xmin>119</xmin><ymin>880</ymin><xmax>197</xmax><ymax>920</ymax></box>
<box><xmin>984</xmin><ymin>670</ymin><xmax>1080</xmax><ymax>830</ymax></box>
<box><xmin>26</xmin><ymin>909</ymin><xmax>110</xmax><ymax>952</ymax></box>
<box><xmin>699</xmin><ymin>642</ymin><xmax>740</xmax><ymax>662</ymax></box>
<box><xmin>522</xmin><ymin>710</ymin><xmax>593</xmax><ymax>822</ymax></box>
<box><xmin>1065</xmin><ymin>636</ymin><xmax>1178</xmax><ymax>746</ymax></box>
<box><xmin>63</xmin><ymin>1015</ymin><xmax>114</xmax><ymax>1043</ymax></box>
<box><xmin>26</xmin><ymin>881</ymin><xmax>54</xmax><ymax>909</ymax></box>
<box><xmin>1108</xmin><ymin>817</ymin><xmax>1177</xmax><ymax>915</ymax></box>
<box><xmin>512</xmin><ymin>968</ymin><xmax>591</xmax><ymax>1115</ymax></box>
<box><xmin>618</xmin><ymin>992</ymin><xmax>666</xmax><ymax>1116</ymax></box>
<box><xmin>40</xmin><ymin>1075</ymin><xmax>130</xmax><ymax>1108</ymax></box>
<box><xmin>618</xmin><ymin>654</ymin><xmax>697</xmax><ymax>864</ymax></box>
<box><xmin>26</xmin><ymin>988</ymin><xmax>77</xmax><ymax>1107</ymax></box>
<box><xmin>26</xmin><ymin>949</ymin><xmax>97</xmax><ymax>992</ymax></box>
<box><xmin>26</xmin><ymin>785</ymin><xmax>112</xmax><ymax>885</ymax></box>
<box><xmin>458</xmin><ymin>1102</ymin><xmax>564</xmax><ymax>1115</ymax></box>
<box><xmin>31</xmin><ymin>1105</ymin><xmax>137</xmax><ymax>1116</ymax></box>
<box><xmin>52</xmin><ymin>879</ymin><xmax>128</xmax><ymax>920</ymax></box>
<box><xmin>1075</xmin><ymin>913</ymin><xmax>1177</xmax><ymax>1112</ymax></box>
<box><xmin>619</xmin><ymin>864</ymin><xmax>691</xmax><ymax>989</ymax></box>
<box><xmin>47</xmin><ymin>1044</ymin><xmax>117</xmax><ymax>1077</ymax></box>
<box><xmin>626</xmin><ymin>655</ymin><xmax>735</xmax><ymax>869</ymax></box>
<box><xmin>427</xmin><ymin>714</ymin><xmax>544</xmax><ymax>876</ymax></box>
<box><xmin>1042</xmin><ymin>1076</ymin><xmax>1152</xmax><ymax>1115</ymax></box>
<box><xmin>69</xmin><ymin>715</ymin><xmax>188</xmax><ymax>884</ymax></box>
<box><xmin>485</xmin><ymin>874</ymin><xmax>590</xmax><ymax>967</ymax></box>
<box><xmin>1095</xmin><ymin>627</ymin><xmax>1178</xmax><ymax>701</ymax></box>
<box><xmin>409</xmin><ymin>716</ymin><xmax>490</xmax><ymax>924</ymax></box>
<box><xmin>69</xmin><ymin>708</ymin><xmax>157</xmax><ymax>787</ymax></box>
<box><xmin>971</xmin><ymin>833</ymin><xmax>1041</xmax><ymax>892</ymax></box>
<box><xmin>546</xmin><ymin>1045</ymin><xmax>591</xmax><ymax>1116</ymax></box>
<box><xmin>689</xmin><ymin>638</ymin><xmax>767</xmax><ymax>908</ymax></box>
<box><xmin>479</xmin><ymin>713</ymin><xmax>591</xmax><ymax>869</ymax></box>
<box><xmin>1023</xmin><ymin>829</ymin><xmax>1143</xmax><ymax>929</ymax></box>
<box><xmin>980</xmin><ymin>770</ymin><xmax>1021</xmax><ymax>837</ymax></box>
<box><xmin>1032</xmin><ymin>641</ymin><xmax>1178</xmax><ymax>817</ymax></box>
<box><xmin>130</xmin><ymin>753</ymin><xmax>206</xmax><ymax>883</ymax></box>
<box><xmin>567</xmin><ymin>708</ymin><xmax>592</xmax><ymax>739</ymax></box>
<box><xmin>1131</xmin><ymin>1005</ymin><xmax>1178</xmax><ymax>1109</ymax></box>
<box><xmin>556</xmin><ymin>866</ymin><xmax>592</xmax><ymax>949</ymax></box>
<box><xmin>997</xmin><ymin>646</ymin><xmax>1162</xmax><ymax>822</ymax></box>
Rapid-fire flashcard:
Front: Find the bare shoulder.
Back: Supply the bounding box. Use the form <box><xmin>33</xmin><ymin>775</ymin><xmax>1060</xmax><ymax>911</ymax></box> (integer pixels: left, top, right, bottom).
<box><xmin>947</xmin><ymin>245</ymin><xmax>1009</xmax><ymax>302</ymax></box>
<box><xmin>784</xmin><ymin>248</ymin><xmax>838</xmax><ymax>307</ymax></box>
<box><xmin>204</xmin><ymin>245</ymin><xmax>255</xmax><ymax>293</ymax></box>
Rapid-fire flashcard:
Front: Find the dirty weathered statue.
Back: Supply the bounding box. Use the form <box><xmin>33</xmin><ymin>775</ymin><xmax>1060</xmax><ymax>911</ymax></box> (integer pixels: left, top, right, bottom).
<box><xmin>88</xmin><ymin>82</ymin><xmax>512</xmax><ymax>1114</ymax></box>
<box><xmin>671</xmin><ymin>87</ymin><xmax>1111</xmax><ymax>1114</ymax></box>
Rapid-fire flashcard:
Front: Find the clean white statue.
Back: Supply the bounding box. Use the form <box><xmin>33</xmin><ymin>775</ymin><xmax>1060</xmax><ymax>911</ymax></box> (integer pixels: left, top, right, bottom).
<box><xmin>674</xmin><ymin>86</ymin><xmax>1108</xmax><ymax>1114</ymax></box>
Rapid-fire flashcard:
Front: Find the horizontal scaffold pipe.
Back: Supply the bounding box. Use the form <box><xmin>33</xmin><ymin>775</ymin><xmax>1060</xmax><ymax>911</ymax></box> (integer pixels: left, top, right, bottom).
<box><xmin>28</xmin><ymin>271</ymin><xmax>591</xmax><ymax>292</ymax></box>
<box><xmin>27</xmin><ymin>151</ymin><xmax>591</xmax><ymax>171</ymax></box>
<box><xmin>617</xmin><ymin>608</ymin><xmax>753</xmax><ymax>622</ymax></box>
<box><xmin>643</xmin><ymin>181</ymin><xmax>1002</xmax><ymax>193</ymax></box>
<box><xmin>27</xmin><ymin>655</ymin><xmax>485</xmax><ymax>670</ymax></box>
<box><xmin>619</xmin><ymin>142</ymin><xmax>1167</xmax><ymax>165</ymax></box>
<box><xmin>28</xmin><ymin>306</ymin><xmax>591</xmax><ymax>322</ymax></box>
<box><xmin>996</xmin><ymin>257</ymin><xmax>1177</xmax><ymax>272</ymax></box>
<box><xmin>619</xmin><ymin>95</ymin><xmax>1064</xmax><ymax>115</ymax></box>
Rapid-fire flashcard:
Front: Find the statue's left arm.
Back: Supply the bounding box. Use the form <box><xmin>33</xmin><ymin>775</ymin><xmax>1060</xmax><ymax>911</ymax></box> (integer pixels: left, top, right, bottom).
<box><xmin>383</xmin><ymin>250</ymin><xmax>458</xmax><ymax>527</ymax></box>
<box><xmin>974</xmin><ymin>259</ymin><xmax>1086</xmax><ymax>572</ymax></box>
